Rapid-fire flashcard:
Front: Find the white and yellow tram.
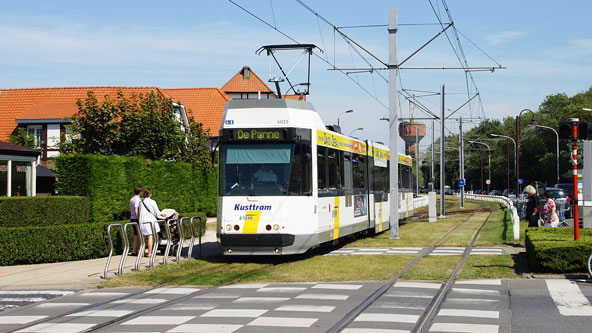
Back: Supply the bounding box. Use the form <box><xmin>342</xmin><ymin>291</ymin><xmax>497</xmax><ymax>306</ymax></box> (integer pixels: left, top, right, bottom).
<box><xmin>217</xmin><ymin>99</ymin><xmax>413</xmax><ymax>255</ymax></box>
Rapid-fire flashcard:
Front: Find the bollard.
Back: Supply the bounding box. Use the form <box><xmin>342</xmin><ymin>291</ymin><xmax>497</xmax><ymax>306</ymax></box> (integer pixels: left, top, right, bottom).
<box><xmin>176</xmin><ymin>217</ymin><xmax>188</xmax><ymax>263</ymax></box>
<box><xmin>512</xmin><ymin>206</ymin><xmax>520</xmax><ymax>241</ymax></box>
<box><xmin>103</xmin><ymin>223</ymin><xmax>122</xmax><ymax>279</ymax></box>
<box><xmin>429</xmin><ymin>191</ymin><xmax>437</xmax><ymax>222</ymax></box>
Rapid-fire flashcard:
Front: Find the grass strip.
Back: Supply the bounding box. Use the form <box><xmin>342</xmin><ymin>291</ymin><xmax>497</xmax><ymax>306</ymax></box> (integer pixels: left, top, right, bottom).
<box><xmin>400</xmin><ymin>255</ymin><xmax>459</xmax><ymax>281</ymax></box>
<box><xmin>457</xmin><ymin>255</ymin><xmax>518</xmax><ymax>279</ymax></box>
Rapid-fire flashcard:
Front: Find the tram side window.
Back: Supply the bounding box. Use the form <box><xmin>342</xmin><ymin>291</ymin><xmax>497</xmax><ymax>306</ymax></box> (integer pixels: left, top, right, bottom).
<box><xmin>327</xmin><ymin>148</ymin><xmax>343</xmax><ymax>189</ymax></box>
<box><xmin>352</xmin><ymin>154</ymin><xmax>366</xmax><ymax>190</ymax></box>
<box><xmin>317</xmin><ymin>146</ymin><xmax>327</xmax><ymax>190</ymax></box>
<box><xmin>399</xmin><ymin>164</ymin><xmax>412</xmax><ymax>191</ymax></box>
<box><xmin>372</xmin><ymin>163</ymin><xmax>389</xmax><ymax>192</ymax></box>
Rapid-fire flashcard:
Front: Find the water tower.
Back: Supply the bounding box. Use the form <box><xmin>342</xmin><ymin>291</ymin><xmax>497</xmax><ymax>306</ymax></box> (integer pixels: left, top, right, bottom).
<box><xmin>399</xmin><ymin>121</ymin><xmax>426</xmax><ymax>155</ymax></box>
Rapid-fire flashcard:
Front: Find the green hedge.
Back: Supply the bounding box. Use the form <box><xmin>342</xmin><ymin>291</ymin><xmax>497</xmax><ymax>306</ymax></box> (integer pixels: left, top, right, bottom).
<box><xmin>525</xmin><ymin>228</ymin><xmax>592</xmax><ymax>272</ymax></box>
<box><xmin>0</xmin><ymin>196</ymin><xmax>91</xmax><ymax>228</ymax></box>
<box><xmin>0</xmin><ymin>211</ymin><xmax>208</xmax><ymax>265</ymax></box>
<box><xmin>0</xmin><ymin>222</ymin><xmax>119</xmax><ymax>265</ymax></box>
<box><xmin>55</xmin><ymin>154</ymin><xmax>217</xmax><ymax>223</ymax></box>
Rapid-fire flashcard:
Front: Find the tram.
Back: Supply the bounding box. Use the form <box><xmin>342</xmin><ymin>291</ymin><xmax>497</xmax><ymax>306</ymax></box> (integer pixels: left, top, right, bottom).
<box><xmin>216</xmin><ymin>99</ymin><xmax>414</xmax><ymax>255</ymax></box>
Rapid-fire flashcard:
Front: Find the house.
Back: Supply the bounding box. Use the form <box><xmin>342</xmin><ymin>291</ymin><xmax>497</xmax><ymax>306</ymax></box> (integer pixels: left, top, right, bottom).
<box><xmin>0</xmin><ymin>141</ymin><xmax>41</xmax><ymax>196</ymax></box>
<box><xmin>0</xmin><ymin>66</ymin><xmax>297</xmax><ymax>163</ymax></box>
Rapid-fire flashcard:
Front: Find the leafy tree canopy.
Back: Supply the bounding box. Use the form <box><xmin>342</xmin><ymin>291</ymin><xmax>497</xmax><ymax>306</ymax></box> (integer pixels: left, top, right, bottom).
<box><xmin>61</xmin><ymin>91</ymin><xmax>212</xmax><ymax>169</ymax></box>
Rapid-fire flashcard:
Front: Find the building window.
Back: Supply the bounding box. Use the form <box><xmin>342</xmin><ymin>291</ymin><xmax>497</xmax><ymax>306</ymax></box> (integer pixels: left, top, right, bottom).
<box><xmin>27</xmin><ymin>125</ymin><xmax>42</xmax><ymax>148</ymax></box>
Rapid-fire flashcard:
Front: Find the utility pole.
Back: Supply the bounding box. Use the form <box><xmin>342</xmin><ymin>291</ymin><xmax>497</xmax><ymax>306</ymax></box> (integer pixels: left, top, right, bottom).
<box><xmin>440</xmin><ymin>84</ymin><xmax>445</xmax><ymax>217</ymax></box>
<box><xmin>388</xmin><ymin>8</ymin><xmax>399</xmax><ymax>239</ymax></box>
<box><xmin>416</xmin><ymin>131</ymin><xmax>420</xmax><ymax>195</ymax></box>
<box><xmin>459</xmin><ymin>116</ymin><xmax>464</xmax><ymax>208</ymax></box>
<box><xmin>431</xmin><ymin>120</ymin><xmax>435</xmax><ymax>190</ymax></box>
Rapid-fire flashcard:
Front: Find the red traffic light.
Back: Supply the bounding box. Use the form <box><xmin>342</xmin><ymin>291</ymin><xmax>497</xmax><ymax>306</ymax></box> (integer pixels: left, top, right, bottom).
<box><xmin>558</xmin><ymin>122</ymin><xmax>573</xmax><ymax>139</ymax></box>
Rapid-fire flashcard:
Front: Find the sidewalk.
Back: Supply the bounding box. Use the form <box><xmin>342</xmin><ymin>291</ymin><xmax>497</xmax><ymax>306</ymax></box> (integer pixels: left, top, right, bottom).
<box><xmin>0</xmin><ymin>220</ymin><xmax>221</xmax><ymax>290</ymax></box>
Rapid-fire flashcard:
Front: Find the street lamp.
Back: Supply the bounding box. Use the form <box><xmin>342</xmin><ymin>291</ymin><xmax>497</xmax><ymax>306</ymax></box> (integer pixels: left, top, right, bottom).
<box><xmin>491</xmin><ymin>133</ymin><xmax>517</xmax><ymax>195</ymax></box>
<box><xmin>349</xmin><ymin>127</ymin><xmax>363</xmax><ymax>137</ymax></box>
<box><xmin>469</xmin><ymin>140</ymin><xmax>492</xmax><ymax>193</ymax></box>
<box><xmin>530</xmin><ymin>124</ymin><xmax>560</xmax><ymax>187</ymax></box>
<box><xmin>338</xmin><ymin>109</ymin><xmax>353</xmax><ymax>127</ymax></box>
<box><xmin>516</xmin><ymin>109</ymin><xmax>538</xmax><ymax>195</ymax></box>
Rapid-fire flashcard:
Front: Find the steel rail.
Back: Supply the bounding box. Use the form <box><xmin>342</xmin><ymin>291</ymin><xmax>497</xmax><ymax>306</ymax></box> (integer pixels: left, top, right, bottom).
<box><xmin>328</xmin><ymin>204</ymin><xmax>487</xmax><ymax>332</ymax></box>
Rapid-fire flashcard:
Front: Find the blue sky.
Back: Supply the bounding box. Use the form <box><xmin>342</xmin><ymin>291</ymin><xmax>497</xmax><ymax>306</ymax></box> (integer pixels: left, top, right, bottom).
<box><xmin>1</xmin><ymin>0</ymin><xmax>591</xmax><ymax>149</ymax></box>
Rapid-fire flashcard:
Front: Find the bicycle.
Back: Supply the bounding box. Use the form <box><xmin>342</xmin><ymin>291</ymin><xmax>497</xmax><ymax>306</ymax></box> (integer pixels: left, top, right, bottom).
<box><xmin>588</xmin><ymin>251</ymin><xmax>592</xmax><ymax>279</ymax></box>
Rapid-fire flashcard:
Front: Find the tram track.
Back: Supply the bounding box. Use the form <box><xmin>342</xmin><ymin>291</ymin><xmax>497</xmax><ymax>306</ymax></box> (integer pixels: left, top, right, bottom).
<box><xmin>7</xmin><ymin>202</ymin><xmax>495</xmax><ymax>333</ymax></box>
<box><xmin>329</xmin><ymin>202</ymin><xmax>494</xmax><ymax>333</ymax></box>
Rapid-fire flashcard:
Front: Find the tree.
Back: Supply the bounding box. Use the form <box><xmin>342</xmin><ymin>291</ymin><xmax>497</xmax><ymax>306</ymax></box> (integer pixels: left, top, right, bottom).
<box><xmin>61</xmin><ymin>90</ymin><xmax>212</xmax><ymax>168</ymax></box>
<box><xmin>9</xmin><ymin>128</ymin><xmax>38</xmax><ymax>149</ymax></box>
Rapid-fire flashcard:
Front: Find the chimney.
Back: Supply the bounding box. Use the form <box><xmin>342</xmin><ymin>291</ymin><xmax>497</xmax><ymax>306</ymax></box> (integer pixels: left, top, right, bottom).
<box><xmin>242</xmin><ymin>66</ymin><xmax>250</xmax><ymax>79</ymax></box>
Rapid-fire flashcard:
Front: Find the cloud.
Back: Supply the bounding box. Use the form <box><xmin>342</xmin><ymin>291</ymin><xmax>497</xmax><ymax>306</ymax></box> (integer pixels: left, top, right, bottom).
<box><xmin>568</xmin><ymin>39</ymin><xmax>592</xmax><ymax>55</ymax></box>
<box><xmin>484</xmin><ymin>31</ymin><xmax>527</xmax><ymax>46</ymax></box>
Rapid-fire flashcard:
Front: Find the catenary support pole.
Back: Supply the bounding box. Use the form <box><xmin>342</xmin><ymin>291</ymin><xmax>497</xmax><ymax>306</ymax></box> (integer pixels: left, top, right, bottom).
<box><xmin>459</xmin><ymin>117</ymin><xmax>464</xmax><ymax>208</ymax></box>
<box><xmin>440</xmin><ymin>84</ymin><xmax>445</xmax><ymax>217</ymax></box>
<box><xmin>388</xmin><ymin>8</ymin><xmax>400</xmax><ymax>239</ymax></box>
<box><xmin>416</xmin><ymin>130</ymin><xmax>419</xmax><ymax>195</ymax></box>
<box><xmin>431</xmin><ymin>120</ymin><xmax>435</xmax><ymax>189</ymax></box>
<box><xmin>572</xmin><ymin>119</ymin><xmax>580</xmax><ymax>240</ymax></box>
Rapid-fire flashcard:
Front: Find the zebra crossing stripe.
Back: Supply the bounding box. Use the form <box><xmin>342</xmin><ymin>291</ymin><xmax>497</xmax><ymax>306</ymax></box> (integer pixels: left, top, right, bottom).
<box><xmin>429</xmin><ymin>323</ymin><xmax>498</xmax><ymax>333</ymax></box>
<box><xmin>546</xmin><ymin>279</ymin><xmax>592</xmax><ymax>316</ymax></box>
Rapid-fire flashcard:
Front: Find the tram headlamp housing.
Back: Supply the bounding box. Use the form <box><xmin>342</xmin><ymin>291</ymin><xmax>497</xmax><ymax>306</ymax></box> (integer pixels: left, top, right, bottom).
<box><xmin>226</xmin><ymin>224</ymin><xmax>232</xmax><ymax>231</ymax></box>
<box><xmin>273</xmin><ymin>224</ymin><xmax>280</xmax><ymax>231</ymax></box>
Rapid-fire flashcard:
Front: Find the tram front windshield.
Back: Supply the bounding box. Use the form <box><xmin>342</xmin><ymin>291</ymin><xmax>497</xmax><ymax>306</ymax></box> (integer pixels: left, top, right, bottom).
<box><xmin>222</xmin><ymin>143</ymin><xmax>312</xmax><ymax>196</ymax></box>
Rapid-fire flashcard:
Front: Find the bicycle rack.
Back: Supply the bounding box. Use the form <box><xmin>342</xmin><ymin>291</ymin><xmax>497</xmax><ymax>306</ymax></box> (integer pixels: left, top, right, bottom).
<box><xmin>194</xmin><ymin>216</ymin><xmax>203</xmax><ymax>258</ymax></box>
<box><xmin>118</xmin><ymin>223</ymin><xmax>132</xmax><ymax>275</ymax></box>
<box><xmin>135</xmin><ymin>222</ymin><xmax>149</xmax><ymax>270</ymax></box>
<box><xmin>149</xmin><ymin>221</ymin><xmax>158</xmax><ymax>268</ymax></box>
<box><xmin>161</xmin><ymin>219</ymin><xmax>174</xmax><ymax>265</ymax></box>
<box><xmin>176</xmin><ymin>217</ymin><xmax>188</xmax><ymax>263</ymax></box>
<box><xmin>103</xmin><ymin>223</ymin><xmax>122</xmax><ymax>279</ymax></box>
<box><xmin>187</xmin><ymin>216</ymin><xmax>196</xmax><ymax>259</ymax></box>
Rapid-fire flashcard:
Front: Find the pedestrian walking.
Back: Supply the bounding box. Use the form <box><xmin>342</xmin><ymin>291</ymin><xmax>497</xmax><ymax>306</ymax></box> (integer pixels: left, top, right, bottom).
<box><xmin>139</xmin><ymin>188</ymin><xmax>166</xmax><ymax>258</ymax></box>
<box><xmin>129</xmin><ymin>185</ymin><xmax>142</xmax><ymax>255</ymax></box>
<box><xmin>542</xmin><ymin>190</ymin><xmax>559</xmax><ymax>227</ymax></box>
<box><xmin>525</xmin><ymin>185</ymin><xmax>540</xmax><ymax>227</ymax></box>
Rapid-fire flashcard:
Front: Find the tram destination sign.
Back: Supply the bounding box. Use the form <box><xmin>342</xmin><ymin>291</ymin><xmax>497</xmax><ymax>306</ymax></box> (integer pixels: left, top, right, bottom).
<box><xmin>228</xmin><ymin>129</ymin><xmax>288</xmax><ymax>141</ymax></box>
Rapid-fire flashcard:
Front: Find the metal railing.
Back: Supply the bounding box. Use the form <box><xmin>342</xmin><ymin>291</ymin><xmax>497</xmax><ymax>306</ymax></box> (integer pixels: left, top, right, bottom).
<box><xmin>465</xmin><ymin>194</ymin><xmax>520</xmax><ymax>241</ymax></box>
<box><xmin>102</xmin><ymin>215</ymin><xmax>206</xmax><ymax>278</ymax></box>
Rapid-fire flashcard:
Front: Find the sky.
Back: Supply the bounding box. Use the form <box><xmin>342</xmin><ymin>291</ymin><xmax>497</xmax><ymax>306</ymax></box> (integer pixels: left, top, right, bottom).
<box><xmin>1</xmin><ymin>0</ymin><xmax>591</xmax><ymax>151</ymax></box>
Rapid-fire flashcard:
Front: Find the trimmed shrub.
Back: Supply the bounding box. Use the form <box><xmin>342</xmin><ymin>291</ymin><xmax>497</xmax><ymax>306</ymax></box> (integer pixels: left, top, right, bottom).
<box><xmin>0</xmin><ymin>222</ymin><xmax>122</xmax><ymax>265</ymax></box>
<box><xmin>525</xmin><ymin>228</ymin><xmax>592</xmax><ymax>272</ymax></box>
<box><xmin>55</xmin><ymin>154</ymin><xmax>217</xmax><ymax>223</ymax></box>
<box><xmin>0</xmin><ymin>196</ymin><xmax>91</xmax><ymax>228</ymax></box>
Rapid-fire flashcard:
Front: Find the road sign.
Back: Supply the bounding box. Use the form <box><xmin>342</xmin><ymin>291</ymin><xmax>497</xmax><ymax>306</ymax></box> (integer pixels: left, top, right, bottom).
<box><xmin>458</xmin><ymin>179</ymin><xmax>466</xmax><ymax>187</ymax></box>
<box><xmin>486</xmin><ymin>179</ymin><xmax>491</xmax><ymax>185</ymax></box>
<box><xmin>518</xmin><ymin>178</ymin><xmax>524</xmax><ymax>185</ymax></box>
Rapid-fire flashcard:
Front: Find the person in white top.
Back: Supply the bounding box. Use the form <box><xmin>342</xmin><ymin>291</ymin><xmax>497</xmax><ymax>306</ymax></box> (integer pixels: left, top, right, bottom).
<box><xmin>129</xmin><ymin>186</ymin><xmax>142</xmax><ymax>255</ymax></box>
<box><xmin>139</xmin><ymin>188</ymin><xmax>166</xmax><ymax>258</ymax></box>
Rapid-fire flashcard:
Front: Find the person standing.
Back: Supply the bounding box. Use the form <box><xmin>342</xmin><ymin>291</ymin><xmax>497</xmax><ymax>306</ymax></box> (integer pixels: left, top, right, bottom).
<box><xmin>542</xmin><ymin>191</ymin><xmax>559</xmax><ymax>227</ymax></box>
<box><xmin>525</xmin><ymin>185</ymin><xmax>540</xmax><ymax>227</ymax></box>
<box><xmin>129</xmin><ymin>186</ymin><xmax>142</xmax><ymax>256</ymax></box>
<box><xmin>139</xmin><ymin>188</ymin><xmax>165</xmax><ymax>258</ymax></box>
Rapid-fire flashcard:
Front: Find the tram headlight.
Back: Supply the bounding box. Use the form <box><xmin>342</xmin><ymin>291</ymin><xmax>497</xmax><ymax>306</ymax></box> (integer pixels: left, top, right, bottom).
<box><xmin>273</xmin><ymin>224</ymin><xmax>280</xmax><ymax>231</ymax></box>
<box><xmin>226</xmin><ymin>224</ymin><xmax>232</xmax><ymax>231</ymax></box>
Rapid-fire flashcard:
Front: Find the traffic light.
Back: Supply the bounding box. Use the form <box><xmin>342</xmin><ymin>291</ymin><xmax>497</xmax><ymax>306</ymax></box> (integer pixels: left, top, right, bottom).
<box><xmin>558</xmin><ymin>122</ymin><xmax>574</xmax><ymax>139</ymax></box>
<box><xmin>578</xmin><ymin>122</ymin><xmax>592</xmax><ymax>140</ymax></box>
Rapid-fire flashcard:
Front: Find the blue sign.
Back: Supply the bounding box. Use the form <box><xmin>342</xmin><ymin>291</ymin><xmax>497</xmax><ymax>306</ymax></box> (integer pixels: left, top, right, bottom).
<box><xmin>518</xmin><ymin>178</ymin><xmax>524</xmax><ymax>185</ymax></box>
<box><xmin>458</xmin><ymin>179</ymin><xmax>466</xmax><ymax>187</ymax></box>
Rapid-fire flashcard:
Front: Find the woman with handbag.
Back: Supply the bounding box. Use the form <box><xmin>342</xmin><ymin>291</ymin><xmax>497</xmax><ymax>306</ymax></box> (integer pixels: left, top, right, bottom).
<box><xmin>525</xmin><ymin>185</ymin><xmax>540</xmax><ymax>227</ymax></box>
<box><xmin>139</xmin><ymin>188</ymin><xmax>166</xmax><ymax>258</ymax></box>
<box><xmin>542</xmin><ymin>190</ymin><xmax>560</xmax><ymax>227</ymax></box>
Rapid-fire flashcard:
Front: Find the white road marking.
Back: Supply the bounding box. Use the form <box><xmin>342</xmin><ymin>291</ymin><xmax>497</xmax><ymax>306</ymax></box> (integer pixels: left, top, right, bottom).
<box><xmin>219</xmin><ymin>283</ymin><xmax>269</xmax><ymax>289</ymax></box>
<box><xmin>355</xmin><ymin>313</ymin><xmax>419</xmax><ymax>323</ymax></box>
<box><xmin>67</xmin><ymin>310</ymin><xmax>133</xmax><ymax>317</ymax></box>
<box><xmin>275</xmin><ymin>304</ymin><xmax>335</xmax><ymax>312</ymax></box>
<box><xmin>429</xmin><ymin>323</ymin><xmax>498</xmax><ymax>333</ymax></box>
<box><xmin>16</xmin><ymin>323</ymin><xmax>96</xmax><ymax>332</ymax></box>
<box><xmin>394</xmin><ymin>282</ymin><xmax>442</xmax><ymax>289</ymax></box>
<box><xmin>343</xmin><ymin>329</ymin><xmax>410</xmax><ymax>333</ymax></box>
<box><xmin>36</xmin><ymin>303</ymin><xmax>90</xmax><ymax>308</ymax></box>
<box><xmin>79</xmin><ymin>292</ymin><xmax>127</xmax><ymax>297</ymax></box>
<box><xmin>438</xmin><ymin>308</ymin><xmax>499</xmax><ymax>319</ymax></box>
<box><xmin>165</xmin><ymin>304</ymin><xmax>217</xmax><ymax>311</ymax></box>
<box><xmin>444</xmin><ymin>298</ymin><xmax>499</xmax><ymax>305</ymax></box>
<box><xmin>455</xmin><ymin>279</ymin><xmax>501</xmax><ymax>285</ymax></box>
<box><xmin>0</xmin><ymin>316</ymin><xmax>47</xmax><ymax>324</ymax></box>
<box><xmin>296</xmin><ymin>293</ymin><xmax>349</xmax><ymax>300</ymax></box>
<box><xmin>201</xmin><ymin>309</ymin><xmax>267</xmax><ymax>317</ymax></box>
<box><xmin>256</xmin><ymin>287</ymin><xmax>307</xmax><ymax>293</ymax></box>
<box><xmin>233</xmin><ymin>297</ymin><xmax>290</xmax><ymax>303</ymax></box>
<box><xmin>546</xmin><ymin>279</ymin><xmax>592</xmax><ymax>316</ymax></box>
<box><xmin>248</xmin><ymin>316</ymin><xmax>318</xmax><ymax>327</ymax></box>
<box><xmin>313</xmin><ymin>283</ymin><xmax>363</xmax><ymax>290</ymax></box>
<box><xmin>145</xmin><ymin>287</ymin><xmax>200</xmax><ymax>294</ymax></box>
<box><xmin>193</xmin><ymin>294</ymin><xmax>239</xmax><ymax>299</ymax></box>
<box><xmin>112</xmin><ymin>298</ymin><xmax>168</xmax><ymax>304</ymax></box>
<box><xmin>451</xmin><ymin>288</ymin><xmax>500</xmax><ymax>296</ymax></box>
<box><xmin>0</xmin><ymin>298</ymin><xmax>47</xmax><ymax>302</ymax></box>
<box><xmin>167</xmin><ymin>324</ymin><xmax>243</xmax><ymax>333</ymax></box>
<box><xmin>122</xmin><ymin>316</ymin><xmax>195</xmax><ymax>325</ymax></box>
<box><xmin>0</xmin><ymin>290</ymin><xmax>75</xmax><ymax>296</ymax></box>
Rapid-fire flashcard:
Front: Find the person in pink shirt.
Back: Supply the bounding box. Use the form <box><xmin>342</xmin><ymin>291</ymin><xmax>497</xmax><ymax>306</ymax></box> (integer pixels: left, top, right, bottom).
<box><xmin>543</xmin><ymin>191</ymin><xmax>559</xmax><ymax>227</ymax></box>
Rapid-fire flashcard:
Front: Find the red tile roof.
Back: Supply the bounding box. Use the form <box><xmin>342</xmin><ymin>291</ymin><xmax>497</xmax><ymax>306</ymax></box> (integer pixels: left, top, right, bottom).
<box><xmin>221</xmin><ymin>66</ymin><xmax>274</xmax><ymax>93</ymax></box>
<box><xmin>0</xmin><ymin>87</ymin><xmax>168</xmax><ymax>141</ymax></box>
<box><xmin>164</xmin><ymin>88</ymin><xmax>231</xmax><ymax>135</ymax></box>
<box><xmin>284</xmin><ymin>94</ymin><xmax>307</xmax><ymax>101</ymax></box>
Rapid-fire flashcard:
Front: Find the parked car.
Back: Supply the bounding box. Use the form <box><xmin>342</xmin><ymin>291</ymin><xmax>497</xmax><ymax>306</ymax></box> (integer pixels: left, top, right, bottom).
<box><xmin>554</xmin><ymin>183</ymin><xmax>575</xmax><ymax>218</ymax></box>
<box><xmin>545</xmin><ymin>187</ymin><xmax>571</xmax><ymax>219</ymax></box>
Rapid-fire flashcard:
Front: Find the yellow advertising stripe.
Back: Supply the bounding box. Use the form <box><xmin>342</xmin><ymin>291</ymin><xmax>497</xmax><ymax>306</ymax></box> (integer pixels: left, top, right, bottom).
<box><xmin>243</xmin><ymin>211</ymin><xmax>261</xmax><ymax>233</ymax></box>
<box><xmin>333</xmin><ymin>196</ymin><xmax>340</xmax><ymax>240</ymax></box>
<box><xmin>317</xmin><ymin>129</ymin><xmax>367</xmax><ymax>154</ymax></box>
<box><xmin>378</xmin><ymin>201</ymin><xmax>383</xmax><ymax>232</ymax></box>
<box><xmin>398</xmin><ymin>153</ymin><xmax>412</xmax><ymax>166</ymax></box>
